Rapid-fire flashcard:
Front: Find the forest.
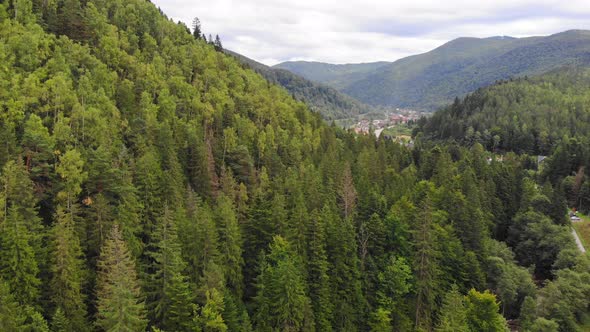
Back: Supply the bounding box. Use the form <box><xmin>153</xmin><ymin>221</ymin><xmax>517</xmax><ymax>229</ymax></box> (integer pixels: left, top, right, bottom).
<box><xmin>0</xmin><ymin>0</ymin><xmax>588</xmax><ymax>332</ymax></box>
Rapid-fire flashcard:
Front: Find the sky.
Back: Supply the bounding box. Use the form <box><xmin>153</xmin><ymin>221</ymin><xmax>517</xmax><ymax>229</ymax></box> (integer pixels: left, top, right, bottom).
<box><xmin>151</xmin><ymin>0</ymin><xmax>590</xmax><ymax>66</ymax></box>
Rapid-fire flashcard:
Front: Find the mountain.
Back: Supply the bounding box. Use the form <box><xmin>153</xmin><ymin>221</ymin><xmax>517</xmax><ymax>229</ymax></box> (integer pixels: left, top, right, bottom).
<box><xmin>226</xmin><ymin>51</ymin><xmax>375</xmax><ymax>120</ymax></box>
<box><xmin>416</xmin><ymin>66</ymin><xmax>590</xmax><ymax>155</ymax></box>
<box><xmin>277</xmin><ymin>30</ymin><xmax>590</xmax><ymax>110</ymax></box>
<box><xmin>273</xmin><ymin>61</ymin><xmax>390</xmax><ymax>90</ymax></box>
<box><xmin>1</xmin><ymin>1</ymin><xmax>589</xmax><ymax>331</ymax></box>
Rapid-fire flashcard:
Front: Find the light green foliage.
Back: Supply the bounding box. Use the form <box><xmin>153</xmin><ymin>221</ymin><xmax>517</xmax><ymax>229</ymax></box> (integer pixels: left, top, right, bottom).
<box><xmin>436</xmin><ymin>285</ymin><xmax>469</xmax><ymax>332</ymax></box>
<box><xmin>96</xmin><ymin>224</ymin><xmax>147</xmax><ymax>332</ymax></box>
<box><xmin>0</xmin><ymin>1</ymin><xmax>588</xmax><ymax>331</ymax></box>
<box><xmin>529</xmin><ymin>317</ymin><xmax>559</xmax><ymax>332</ymax></box>
<box><xmin>465</xmin><ymin>289</ymin><xmax>508</xmax><ymax>332</ymax></box>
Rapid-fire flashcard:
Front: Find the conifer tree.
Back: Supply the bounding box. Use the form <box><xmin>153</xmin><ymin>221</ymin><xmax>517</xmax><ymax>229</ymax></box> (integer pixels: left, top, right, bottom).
<box><xmin>0</xmin><ymin>160</ymin><xmax>43</xmax><ymax>306</ymax></box>
<box><xmin>253</xmin><ymin>236</ymin><xmax>313</xmax><ymax>331</ymax></box>
<box><xmin>0</xmin><ymin>205</ymin><xmax>40</xmax><ymax>306</ymax></box>
<box><xmin>436</xmin><ymin>285</ymin><xmax>469</xmax><ymax>332</ymax></box>
<box><xmin>214</xmin><ymin>35</ymin><xmax>223</xmax><ymax>51</ymax></box>
<box><xmin>307</xmin><ymin>209</ymin><xmax>333</xmax><ymax>332</ymax></box>
<box><xmin>50</xmin><ymin>150</ymin><xmax>88</xmax><ymax>331</ymax></box>
<box><xmin>414</xmin><ymin>194</ymin><xmax>443</xmax><ymax>331</ymax></box>
<box><xmin>192</xmin><ymin>17</ymin><xmax>202</xmax><ymax>40</ymax></box>
<box><xmin>145</xmin><ymin>205</ymin><xmax>196</xmax><ymax>331</ymax></box>
<box><xmin>50</xmin><ymin>206</ymin><xmax>88</xmax><ymax>331</ymax></box>
<box><xmin>0</xmin><ymin>280</ymin><xmax>24</xmax><ymax>330</ymax></box>
<box><xmin>200</xmin><ymin>289</ymin><xmax>228</xmax><ymax>332</ymax></box>
<box><xmin>323</xmin><ymin>203</ymin><xmax>364</xmax><ymax>330</ymax></box>
<box><xmin>96</xmin><ymin>224</ymin><xmax>147</xmax><ymax>332</ymax></box>
<box><xmin>216</xmin><ymin>194</ymin><xmax>244</xmax><ymax>298</ymax></box>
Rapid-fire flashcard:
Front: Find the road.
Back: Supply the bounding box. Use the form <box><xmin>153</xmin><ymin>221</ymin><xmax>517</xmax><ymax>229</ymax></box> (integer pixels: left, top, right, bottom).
<box><xmin>571</xmin><ymin>219</ymin><xmax>586</xmax><ymax>253</ymax></box>
<box><xmin>572</xmin><ymin>228</ymin><xmax>586</xmax><ymax>253</ymax></box>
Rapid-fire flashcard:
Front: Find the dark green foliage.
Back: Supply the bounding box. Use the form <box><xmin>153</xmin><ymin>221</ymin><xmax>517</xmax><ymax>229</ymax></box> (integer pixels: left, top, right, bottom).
<box><xmin>0</xmin><ymin>2</ymin><xmax>587</xmax><ymax>331</ymax></box>
<box><xmin>253</xmin><ymin>236</ymin><xmax>313</xmax><ymax>331</ymax></box>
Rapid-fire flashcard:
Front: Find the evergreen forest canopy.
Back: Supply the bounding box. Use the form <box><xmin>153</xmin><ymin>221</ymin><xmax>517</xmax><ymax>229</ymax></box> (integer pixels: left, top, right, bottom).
<box><xmin>416</xmin><ymin>68</ymin><xmax>590</xmax><ymax>214</ymax></box>
<box><xmin>226</xmin><ymin>50</ymin><xmax>376</xmax><ymax>121</ymax></box>
<box><xmin>0</xmin><ymin>1</ymin><xmax>588</xmax><ymax>332</ymax></box>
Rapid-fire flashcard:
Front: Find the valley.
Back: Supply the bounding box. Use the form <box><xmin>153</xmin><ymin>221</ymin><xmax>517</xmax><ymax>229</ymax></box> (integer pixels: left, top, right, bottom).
<box><xmin>0</xmin><ymin>1</ymin><xmax>589</xmax><ymax>332</ymax></box>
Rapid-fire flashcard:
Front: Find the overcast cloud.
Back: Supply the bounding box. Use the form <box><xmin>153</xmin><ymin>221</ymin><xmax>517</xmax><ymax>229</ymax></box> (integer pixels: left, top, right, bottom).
<box><xmin>151</xmin><ymin>0</ymin><xmax>590</xmax><ymax>65</ymax></box>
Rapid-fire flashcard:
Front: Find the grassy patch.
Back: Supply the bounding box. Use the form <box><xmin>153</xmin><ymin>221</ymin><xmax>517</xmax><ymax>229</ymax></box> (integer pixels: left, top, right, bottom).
<box><xmin>382</xmin><ymin>124</ymin><xmax>414</xmax><ymax>138</ymax></box>
<box><xmin>572</xmin><ymin>213</ymin><xmax>590</xmax><ymax>250</ymax></box>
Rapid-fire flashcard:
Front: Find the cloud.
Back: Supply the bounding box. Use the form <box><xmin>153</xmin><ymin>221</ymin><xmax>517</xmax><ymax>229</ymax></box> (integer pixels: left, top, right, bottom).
<box><xmin>151</xmin><ymin>0</ymin><xmax>590</xmax><ymax>65</ymax></box>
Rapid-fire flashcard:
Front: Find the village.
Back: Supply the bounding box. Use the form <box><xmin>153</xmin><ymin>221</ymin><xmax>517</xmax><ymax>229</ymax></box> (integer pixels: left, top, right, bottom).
<box><xmin>353</xmin><ymin>108</ymin><xmax>423</xmax><ymax>137</ymax></box>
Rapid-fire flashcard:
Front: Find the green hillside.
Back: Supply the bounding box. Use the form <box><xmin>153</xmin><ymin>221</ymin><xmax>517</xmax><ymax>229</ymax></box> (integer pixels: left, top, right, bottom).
<box><xmin>416</xmin><ymin>67</ymin><xmax>590</xmax><ymax>154</ymax></box>
<box><xmin>416</xmin><ymin>67</ymin><xmax>590</xmax><ymax>213</ymax></box>
<box><xmin>278</xmin><ymin>31</ymin><xmax>590</xmax><ymax>110</ymax></box>
<box><xmin>227</xmin><ymin>51</ymin><xmax>375</xmax><ymax>120</ymax></box>
<box><xmin>0</xmin><ymin>1</ymin><xmax>588</xmax><ymax>332</ymax></box>
<box><xmin>347</xmin><ymin>30</ymin><xmax>590</xmax><ymax>109</ymax></box>
<box><xmin>274</xmin><ymin>60</ymin><xmax>390</xmax><ymax>90</ymax></box>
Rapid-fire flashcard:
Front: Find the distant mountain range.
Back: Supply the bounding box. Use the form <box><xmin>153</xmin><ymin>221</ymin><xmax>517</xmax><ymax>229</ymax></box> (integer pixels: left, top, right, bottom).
<box><xmin>225</xmin><ymin>50</ymin><xmax>376</xmax><ymax>120</ymax></box>
<box><xmin>274</xmin><ymin>30</ymin><xmax>590</xmax><ymax>111</ymax></box>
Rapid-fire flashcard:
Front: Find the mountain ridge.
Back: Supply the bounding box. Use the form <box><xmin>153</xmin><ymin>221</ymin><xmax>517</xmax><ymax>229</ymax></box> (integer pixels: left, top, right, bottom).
<box><xmin>226</xmin><ymin>50</ymin><xmax>376</xmax><ymax>120</ymax></box>
<box><xmin>274</xmin><ymin>30</ymin><xmax>590</xmax><ymax>110</ymax></box>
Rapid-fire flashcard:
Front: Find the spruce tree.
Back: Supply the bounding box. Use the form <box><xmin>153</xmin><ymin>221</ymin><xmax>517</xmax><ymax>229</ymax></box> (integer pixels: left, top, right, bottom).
<box><xmin>414</xmin><ymin>194</ymin><xmax>443</xmax><ymax>331</ymax></box>
<box><xmin>192</xmin><ymin>17</ymin><xmax>202</xmax><ymax>40</ymax></box>
<box><xmin>51</xmin><ymin>149</ymin><xmax>88</xmax><ymax>330</ymax></box>
<box><xmin>0</xmin><ymin>280</ymin><xmax>24</xmax><ymax>330</ymax></box>
<box><xmin>307</xmin><ymin>209</ymin><xmax>333</xmax><ymax>332</ymax></box>
<box><xmin>253</xmin><ymin>236</ymin><xmax>313</xmax><ymax>331</ymax></box>
<box><xmin>215</xmin><ymin>194</ymin><xmax>244</xmax><ymax>298</ymax></box>
<box><xmin>145</xmin><ymin>205</ymin><xmax>196</xmax><ymax>331</ymax></box>
<box><xmin>0</xmin><ymin>205</ymin><xmax>41</xmax><ymax>306</ymax></box>
<box><xmin>96</xmin><ymin>224</ymin><xmax>147</xmax><ymax>332</ymax></box>
<box><xmin>50</xmin><ymin>206</ymin><xmax>88</xmax><ymax>331</ymax></box>
<box><xmin>436</xmin><ymin>285</ymin><xmax>469</xmax><ymax>332</ymax></box>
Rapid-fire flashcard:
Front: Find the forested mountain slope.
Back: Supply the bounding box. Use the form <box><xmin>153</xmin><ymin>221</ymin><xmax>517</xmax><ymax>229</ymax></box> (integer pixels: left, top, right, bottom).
<box><xmin>227</xmin><ymin>51</ymin><xmax>374</xmax><ymax>120</ymax></box>
<box><xmin>416</xmin><ymin>67</ymin><xmax>590</xmax><ymax>216</ymax></box>
<box><xmin>0</xmin><ymin>1</ymin><xmax>588</xmax><ymax>332</ymax></box>
<box><xmin>273</xmin><ymin>60</ymin><xmax>390</xmax><ymax>90</ymax></box>
<box><xmin>278</xmin><ymin>31</ymin><xmax>590</xmax><ymax>110</ymax></box>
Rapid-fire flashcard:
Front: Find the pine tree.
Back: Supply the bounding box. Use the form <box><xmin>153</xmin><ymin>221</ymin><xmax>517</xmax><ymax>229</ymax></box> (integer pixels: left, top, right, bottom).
<box><xmin>145</xmin><ymin>205</ymin><xmax>196</xmax><ymax>331</ymax></box>
<box><xmin>307</xmin><ymin>209</ymin><xmax>333</xmax><ymax>331</ymax></box>
<box><xmin>51</xmin><ymin>308</ymin><xmax>69</xmax><ymax>332</ymax></box>
<box><xmin>0</xmin><ymin>205</ymin><xmax>41</xmax><ymax>306</ymax></box>
<box><xmin>519</xmin><ymin>296</ymin><xmax>537</xmax><ymax>331</ymax></box>
<box><xmin>216</xmin><ymin>194</ymin><xmax>244</xmax><ymax>298</ymax></box>
<box><xmin>200</xmin><ymin>289</ymin><xmax>228</xmax><ymax>332</ymax></box>
<box><xmin>0</xmin><ymin>280</ymin><xmax>24</xmax><ymax>330</ymax></box>
<box><xmin>253</xmin><ymin>236</ymin><xmax>313</xmax><ymax>331</ymax></box>
<box><xmin>0</xmin><ymin>160</ymin><xmax>45</xmax><ymax>266</ymax></box>
<box><xmin>192</xmin><ymin>17</ymin><xmax>202</xmax><ymax>40</ymax></box>
<box><xmin>337</xmin><ymin>163</ymin><xmax>357</xmax><ymax>220</ymax></box>
<box><xmin>51</xmin><ymin>149</ymin><xmax>88</xmax><ymax>330</ymax></box>
<box><xmin>214</xmin><ymin>35</ymin><xmax>223</xmax><ymax>51</ymax></box>
<box><xmin>324</xmin><ymin>203</ymin><xmax>364</xmax><ymax>331</ymax></box>
<box><xmin>50</xmin><ymin>206</ymin><xmax>88</xmax><ymax>331</ymax></box>
<box><xmin>436</xmin><ymin>285</ymin><xmax>469</xmax><ymax>332</ymax></box>
<box><xmin>96</xmin><ymin>224</ymin><xmax>147</xmax><ymax>332</ymax></box>
<box><xmin>414</xmin><ymin>194</ymin><xmax>443</xmax><ymax>331</ymax></box>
